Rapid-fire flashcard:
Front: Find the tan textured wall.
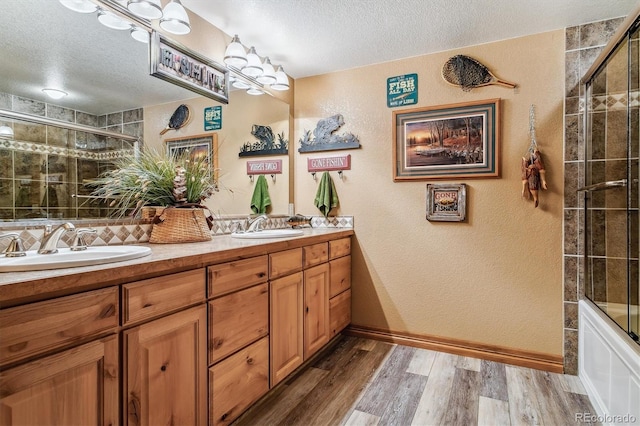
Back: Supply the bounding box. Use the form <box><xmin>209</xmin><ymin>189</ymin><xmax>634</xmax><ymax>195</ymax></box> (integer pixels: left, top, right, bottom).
<box><xmin>144</xmin><ymin>91</ymin><xmax>290</xmax><ymax>215</ymax></box>
<box><xmin>294</xmin><ymin>30</ymin><xmax>565</xmax><ymax>355</ymax></box>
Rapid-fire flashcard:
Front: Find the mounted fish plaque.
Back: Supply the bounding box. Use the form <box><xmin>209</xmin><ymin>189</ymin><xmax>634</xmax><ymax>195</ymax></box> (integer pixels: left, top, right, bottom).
<box><xmin>150</xmin><ymin>31</ymin><xmax>229</xmax><ymax>104</ymax></box>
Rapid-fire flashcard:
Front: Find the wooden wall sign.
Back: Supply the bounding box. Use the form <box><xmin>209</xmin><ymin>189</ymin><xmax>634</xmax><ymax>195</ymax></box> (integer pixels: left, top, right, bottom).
<box><xmin>150</xmin><ymin>31</ymin><xmax>229</xmax><ymax>104</ymax></box>
<box><xmin>247</xmin><ymin>159</ymin><xmax>283</xmax><ymax>175</ymax></box>
<box><xmin>307</xmin><ymin>154</ymin><xmax>351</xmax><ymax>172</ymax></box>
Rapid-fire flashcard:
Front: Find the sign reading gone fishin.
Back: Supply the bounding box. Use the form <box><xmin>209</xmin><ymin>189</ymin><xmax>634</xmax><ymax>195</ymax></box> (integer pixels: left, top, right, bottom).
<box><xmin>150</xmin><ymin>31</ymin><xmax>229</xmax><ymax>104</ymax></box>
<box><xmin>307</xmin><ymin>154</ymin><xmax>351</xmax><ymax>172</ymax></box>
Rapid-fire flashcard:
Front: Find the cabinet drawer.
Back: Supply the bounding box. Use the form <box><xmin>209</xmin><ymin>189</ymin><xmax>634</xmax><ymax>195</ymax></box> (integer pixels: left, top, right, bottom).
<box><xmin>122</xmin><ymin>268</ymin><xmax>206</xmax><ymax>326</ymax></box>
<box><xmin>208</xmin><ymin>256</ymin><xmax>268</xmax><ymax>298</ymax></box>
<box><xmin>330</xmin><ymin>255</ymin><xmax>351</xmax><ymax>298</ymax></box>
<box><xmin>303</xmin><ymin>242</ymin><xmax>328</xmax><ymax>268</ymax></box>
<box><xmin>209</xmin><ymin>336</ymin><xmax>269</xmax><ymax>426</ymax></box>
<box><xmin>269</xmin><ymin>248</ymin><xmax>302</xmax><ymax>279</ymax></box>
<box><xmin>0</xmin><ymin>287</ymin><xmax>119</xmax><ymax>366</ymax></box>
<box><xmin>209</xmin><ymin>283</ymin><xmax>268</xmax><ymax>365</ymax></box>
<box><xmin>330</xmin><ymin>289</ymin><xmax>351</xmax><ymax>337</ymax></box>
<box><xmin>329</xmin><ymin>237</ymin><xmax>351</xmax><ymax>259</ymax></box>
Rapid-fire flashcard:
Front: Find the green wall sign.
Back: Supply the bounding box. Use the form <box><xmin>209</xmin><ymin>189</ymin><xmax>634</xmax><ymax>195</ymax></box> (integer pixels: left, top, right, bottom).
<box><xmin>204</xmin><ymin>106</ymin><xmax>222</xmax><ymax>131</ymax></box>
<box><xmin>387</xmin><ymin>73</ymin><xmax>418</xmax><ymax>108</ymax></box>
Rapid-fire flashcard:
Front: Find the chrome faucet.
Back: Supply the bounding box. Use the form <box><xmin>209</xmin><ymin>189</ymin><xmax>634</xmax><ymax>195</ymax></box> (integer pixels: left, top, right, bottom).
<box><xmin>38</xmin><ymin>223</ymin><xmax>75</xmax><ymax>254</ymax></box>
<box><xmin>0</xmin><ymin>233</ymin><xmax>26</xmax><ymax>257</ymax></box>
<box><xmin>246</xmin><ymin>214</ymin><xmax>268</xmax><ymax>232</ymax></box>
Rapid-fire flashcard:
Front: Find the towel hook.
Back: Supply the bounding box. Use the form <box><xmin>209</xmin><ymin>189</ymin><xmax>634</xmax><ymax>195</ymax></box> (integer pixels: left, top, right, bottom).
<box><xmin>311</xmin><ymin>172</ymin><xmax>316</xmax><ymax>181</ymax></box>
<box><xmin>249</xmin><ymin>175</ymin><xmax>254</xmax><ymax>183</ymax></box>
<box><xmin>271</xmin><ymin>174</ymin><xmax>276</xmax><ymax>183</ymax></box>
<box><xmin>338</xmin><ymin>170</ymin><xmax>344</xmax><ymax>180</ymax></box>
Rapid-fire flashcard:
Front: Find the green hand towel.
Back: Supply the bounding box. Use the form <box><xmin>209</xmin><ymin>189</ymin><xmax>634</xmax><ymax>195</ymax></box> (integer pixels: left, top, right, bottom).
<box><xmin>251</xmin><ymin>175</ymin><xmax>271</xmax><ymax>214</ymax></box>
<box><xmin>314</xmin><ymin>171</ymin><xmax>339</xmax><ymax>217</ymax></box>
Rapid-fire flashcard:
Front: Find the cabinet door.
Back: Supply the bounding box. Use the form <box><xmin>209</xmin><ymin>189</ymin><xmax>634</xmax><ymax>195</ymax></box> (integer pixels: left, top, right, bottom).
<box><xmin>123</xmin><ymin>305</ymin><xmax>207</xmax><ymax>426</ymax></box>
<box><xmin>303</xmin><ymin>263</ymin><xmax>330</xmax><ymax>360</ymax></box>
<box><xmin>330</xmin><ymin>289</ymin><xmax>352</xmax><ymax>337</ymax></box>
<box><xmin>270</xmin><ymin>272</ymin><xmax>303</xmax><ymax>387</ymax></box>
<box><xmin>209</xmin><ymin>337</ymin><xmax>269</xmax><ymax>426</ymax></box>
<box><xmin>0</xmin><ymin>335</ymin><xmax>118</xmax><ymax>426</ymax></box>
<box><xmin>329</xmin><ymin>255</ymin><xmax>351</xmax><ymax>298</ymax></box>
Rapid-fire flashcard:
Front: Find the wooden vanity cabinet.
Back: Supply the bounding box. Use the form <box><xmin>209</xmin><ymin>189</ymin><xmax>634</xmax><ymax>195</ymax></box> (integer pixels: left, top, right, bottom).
<box><xmin>207</xmin><ymin>257</ymin><xmax>270</xmax><ymax>426</ymax></box>
<box><xmin>329</xmin><ymin>238</ymin><xmax>352</xmax><ymax>337</ymax></box>
<box><xmin>122</xmin><ymin>269</ymin><xmax>208</xmax><ymax>426</ymax></box>
<box><xmin>0</xmin><ymin>335</ymin><xmax>119</xmax><ymax>425</ymax></box>
<box><xmin>0</xmin><ymin>287</ymin><xmax>120</xmax><ymax>426</ymax></box>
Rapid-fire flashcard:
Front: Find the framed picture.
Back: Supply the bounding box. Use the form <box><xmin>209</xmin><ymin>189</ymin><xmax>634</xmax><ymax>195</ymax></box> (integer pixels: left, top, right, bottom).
<box><xmin>165</xmin><ymin>133</ymin><xmax>219</xmax><ymax>181</ymax></box>
<box><xmin>393</xmin><ymin>99</ymin><xmax>500</xmax><ymax>180</ymax></box>
<box><xmin>426</xmin><ymin>183</ymin><xmax>466</xmax><ymax>222</ymax></box>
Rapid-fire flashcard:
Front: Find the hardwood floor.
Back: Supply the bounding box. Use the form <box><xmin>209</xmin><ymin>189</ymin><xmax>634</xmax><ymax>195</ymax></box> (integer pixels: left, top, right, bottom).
<box><xmin>234</xmin><ymin>336</ymin><xmax>599</xmax><ymax>426</ymax></box>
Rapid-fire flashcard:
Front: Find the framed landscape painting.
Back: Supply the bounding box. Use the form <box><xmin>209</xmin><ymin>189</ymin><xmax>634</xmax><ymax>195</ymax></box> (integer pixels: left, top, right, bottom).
<box><xmin>393</xmin><ymin>99</ymin><xmax>500</xmax><ymax>180</ymax></box>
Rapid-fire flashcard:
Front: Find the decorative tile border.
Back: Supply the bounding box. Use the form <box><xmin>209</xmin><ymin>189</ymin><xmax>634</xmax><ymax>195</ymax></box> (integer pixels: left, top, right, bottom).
<box><xmin>589</xmin><ymin>90</ymin><xmax>640</xmax><ymax>112</ymax></box>
<box><xmin>0</xmin><ymin>215</ymin><xmax>354</xmax><ymax>251</ymax></box>
<box><xmin>0</xmin><ymin>138</ymin><xmax>135</xmax><ymax>160</ymax></box>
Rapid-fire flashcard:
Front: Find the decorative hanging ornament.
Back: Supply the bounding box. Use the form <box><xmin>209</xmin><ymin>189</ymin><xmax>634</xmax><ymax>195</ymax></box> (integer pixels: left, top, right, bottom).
<box><xmin>521</xmin><ymin>105</ymin><xmax>548</xmax><ymax>208</ymax></box>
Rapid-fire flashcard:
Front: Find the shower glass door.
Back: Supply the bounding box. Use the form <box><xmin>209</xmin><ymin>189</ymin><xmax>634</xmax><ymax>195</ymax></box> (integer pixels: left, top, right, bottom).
<box><xmin>584</xmin><ymin>20</ymin><xmax>640</xmax><ymax>343</ymax></box>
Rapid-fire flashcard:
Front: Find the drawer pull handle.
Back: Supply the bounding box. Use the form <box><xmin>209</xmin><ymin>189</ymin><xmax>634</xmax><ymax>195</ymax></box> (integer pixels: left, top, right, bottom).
<box><xmin>246</xmin><ymin>357</ymin><xmax>254</xmax><ymax>365</ymax></box>
<box><xmin>221</xmin><ymin>413</ymin><xmax>228</xmax><ymax>421</ymax></box>
<box><xmin>160</xmin><ymin>364</ymin><xmax>167</xmax><ymax>372</ymax></box>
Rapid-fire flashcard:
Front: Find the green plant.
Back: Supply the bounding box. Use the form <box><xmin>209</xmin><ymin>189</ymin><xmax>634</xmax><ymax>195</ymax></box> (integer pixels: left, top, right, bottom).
<box><xmin>89</xmin><ymin>148</ymin><xmax>217</xmax><ymax>218</ymax></box>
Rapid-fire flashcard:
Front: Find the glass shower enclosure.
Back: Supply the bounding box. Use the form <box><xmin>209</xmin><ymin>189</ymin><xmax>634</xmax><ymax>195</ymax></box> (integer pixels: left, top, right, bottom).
<box><xmin>583</xmin><ymin>17</ymin><xmax>640</xmax><ymax>344</ymax></box>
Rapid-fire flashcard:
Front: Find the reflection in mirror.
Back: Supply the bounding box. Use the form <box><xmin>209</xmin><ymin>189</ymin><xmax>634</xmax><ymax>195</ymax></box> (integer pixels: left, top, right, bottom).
<box><xmin>0</xmin><ymin>0</ymin><xmax>290</xmax><ymax>222</ymax></box>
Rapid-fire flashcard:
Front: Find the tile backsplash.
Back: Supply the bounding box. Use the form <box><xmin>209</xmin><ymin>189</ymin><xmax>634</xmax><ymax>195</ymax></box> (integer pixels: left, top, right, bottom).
<box><xmin>0</xmin><ymin>215</ymin><xmax>354</xmax><ymax>252</ymax></box>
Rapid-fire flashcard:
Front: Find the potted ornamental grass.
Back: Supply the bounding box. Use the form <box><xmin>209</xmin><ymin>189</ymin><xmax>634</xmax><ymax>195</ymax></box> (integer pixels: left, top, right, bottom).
<box><xmin>90</xmin><ymin>148</ymin><xmax>217</xmax><ymax>243</ymax></box>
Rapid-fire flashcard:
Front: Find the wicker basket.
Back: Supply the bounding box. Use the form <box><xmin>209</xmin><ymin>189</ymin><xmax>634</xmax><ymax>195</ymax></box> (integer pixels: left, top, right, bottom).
<box><xmin>149</xmin><ymin>206</ymin><xmax>212</xmax><ymax>244</ymax></box>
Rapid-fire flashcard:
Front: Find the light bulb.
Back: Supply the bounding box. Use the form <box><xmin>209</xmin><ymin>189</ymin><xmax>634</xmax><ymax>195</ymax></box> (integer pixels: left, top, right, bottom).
<box><xmin>224</xmin><ymin>35</ymin><xmax>247</xmax><ymax>69</ymax></box>
<box><xmin>271</xmin><ymin>66</ymin><xmax>290</xmax><ymax>91</ymax></box>
<box><xmin>127</xmin><ymin>0</ymin><xmax>163</xmax><ymax>20</ymax></box>
<box><xmin>160</xmin><ymin>0</ymin><xmax>191</xmax><ymax>35</ymax></box>
<box><xmin>242</xmin><ymin>47</ymin><xmax>263</xmax><ymax>78</ymax></box>
<box><xmin>257</xmin><ymin>57</ymin><xmax>276</xmax><ymax>85</ymax></box>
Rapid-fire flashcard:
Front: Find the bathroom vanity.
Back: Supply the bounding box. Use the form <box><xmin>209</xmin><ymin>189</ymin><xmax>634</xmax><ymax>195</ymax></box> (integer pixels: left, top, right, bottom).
<box><xmin>0</xmin><ymin>228</ymin><xmax>353</xmax><ymax>425</ymax></box>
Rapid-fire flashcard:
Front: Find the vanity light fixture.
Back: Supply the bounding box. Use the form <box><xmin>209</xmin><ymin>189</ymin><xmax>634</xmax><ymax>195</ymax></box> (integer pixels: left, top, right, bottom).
<box><xmin>246</xmin><ymin>87</ymin><xmax>264</xmax><ymax>96</ymax></box>
<box><xmin>97</xmin><ymin>8</ymin><xmax>130</xmax><ymax>30</ymax></box>
<box><xmin>271</xmin><ymin>66</ymin><xmax>290</xmax><ymax>91</ymax></box>
<box><xmin>256</xmin><ymin>57</ymin><xmax>277</xmax><ymax>85</ymax></box>
<box><xmin>58</xmin><ymin>0</ymin><xmax>98</xmax><ymax>13</ymax></box>
<box><xmin>127</xmin><ymin>0</ymin><xmax>162</xmax><ymax>20</ymax></box>
<box><xmin>0</xmin><ymin>125</ymin><xmax>14</xmax><ymax>140</ymax></box>
<box><xmin>229</xmin><ymin>76</ymin><xmax>250</xmax><ymax>90</ymax></box>
<box><xmin>242</xmin><ymin>47</ymin><xmax>263</xmax><ymax>78</ymax></box>
<box><xmin>224</xmin><ymin>35</ymin><xmax>248</xmax><ymax>69</ymax></box>
<box><xmin>159</xmin><ymin>0</ymin><xmax>191</xmax><ymax>35</ymax></box>
<box><xmin>42</xmin><ymin>88</ymin><xmax>68</xmax><ymax>100</ymax></box>
<box><xmin>130</xmin><ymin>26</ymin><xmax>149</xmax><ymax>43</ymax></box>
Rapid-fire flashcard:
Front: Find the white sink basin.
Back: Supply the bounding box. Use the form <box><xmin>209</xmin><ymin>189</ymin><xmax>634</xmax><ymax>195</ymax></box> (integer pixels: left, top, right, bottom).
<box><xmin>231</xmin><ymin>229</ymin><xmax>304</xmax><ymax>239</ymax></box>
<box><xmin>0</xmin><ymin>245</ymin><xmax>152</xmax><ymax>272</ymax></box>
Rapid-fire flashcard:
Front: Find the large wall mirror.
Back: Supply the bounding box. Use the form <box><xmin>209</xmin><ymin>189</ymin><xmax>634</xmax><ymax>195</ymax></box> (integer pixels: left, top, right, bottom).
<box><xmin>0</xmin><ymin>0</ymin><xmax>291</xmax><ymax>222</ymax></box>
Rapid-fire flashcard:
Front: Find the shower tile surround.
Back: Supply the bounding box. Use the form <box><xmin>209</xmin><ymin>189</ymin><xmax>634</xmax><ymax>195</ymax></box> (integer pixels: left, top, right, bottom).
<box><xmin>563</xmin><ymin>17</ymin><xmax>626</xmax><ymax>374</ymax></box>
<box><xmin>0</xmin><ymin>92</ymin><xmax>142</xmax><ymax>220</ymax></box>
<box><xmin>0</xmin><ymin>216</ymin><xmax>354</xmax><ymax>252</ymax></box>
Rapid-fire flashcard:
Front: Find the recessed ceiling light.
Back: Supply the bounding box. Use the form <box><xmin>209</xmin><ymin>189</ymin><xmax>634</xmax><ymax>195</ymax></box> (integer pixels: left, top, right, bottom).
<box><xmin>42</xmin><ymin>88</ymin><xmax>68</xmax><ymax>100</ymax></box>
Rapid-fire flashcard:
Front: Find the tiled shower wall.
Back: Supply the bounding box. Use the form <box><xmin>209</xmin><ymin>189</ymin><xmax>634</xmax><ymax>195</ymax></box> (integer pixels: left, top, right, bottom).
<box><xmin>0</xmin><ymin>92</ymin><xmax>143</xmax><ymax>220</ymax></box>
<box><xmin>563</xmin><ymin>17</ymin><xmax>625</xmax><ymax>374</ymax></box>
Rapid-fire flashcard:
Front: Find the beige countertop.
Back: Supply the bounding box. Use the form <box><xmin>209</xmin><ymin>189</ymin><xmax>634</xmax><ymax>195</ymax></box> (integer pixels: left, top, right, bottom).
<box><xmin>0</xmin><ymin>228</ymin><xmax>353</xmax><ymax>308</ymax></box>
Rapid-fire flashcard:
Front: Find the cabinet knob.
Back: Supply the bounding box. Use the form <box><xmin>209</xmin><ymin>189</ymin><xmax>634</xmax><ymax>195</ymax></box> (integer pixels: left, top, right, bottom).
<box><xmin>246</xmin><ymin>357</ymin><xmax>254</xmax><ymax>365</ymax></box>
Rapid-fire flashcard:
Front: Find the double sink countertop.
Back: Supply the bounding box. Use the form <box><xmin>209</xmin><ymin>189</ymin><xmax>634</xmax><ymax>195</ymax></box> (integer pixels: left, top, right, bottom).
<box><xmin>0</xmin><ymin>228</ymin><xmax>354</xmax><ymax>308</ymax></box>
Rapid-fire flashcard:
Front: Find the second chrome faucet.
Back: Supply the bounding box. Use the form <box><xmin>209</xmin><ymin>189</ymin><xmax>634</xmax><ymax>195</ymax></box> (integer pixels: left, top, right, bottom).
<box><xmin>38</xmin><ymin>223</ymin><xmax>76</xmax><ymax>254</ymax></box>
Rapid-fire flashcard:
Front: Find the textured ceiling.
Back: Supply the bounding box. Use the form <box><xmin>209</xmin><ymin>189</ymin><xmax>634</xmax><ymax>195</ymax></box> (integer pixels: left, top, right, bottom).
<box><xmin>184</xmin><ymin>0</ymin><xmax>639</xmax><ymax>78</ymax></box>
<box><xmin>1</xmin><ymin>0</ymin><xmax>638</xmax><ymax>115</ymax></box>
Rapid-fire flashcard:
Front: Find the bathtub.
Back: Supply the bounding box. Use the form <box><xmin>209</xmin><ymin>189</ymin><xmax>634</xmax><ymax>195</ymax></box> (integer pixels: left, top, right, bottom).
<box><xmin>579</xmin><ymin>299</ymin><xmax>640</xmax><ymax>425</ymax></box>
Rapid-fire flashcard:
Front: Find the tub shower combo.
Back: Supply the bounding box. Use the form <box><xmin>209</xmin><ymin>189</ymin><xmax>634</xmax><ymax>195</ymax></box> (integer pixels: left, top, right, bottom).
<box><xmin>579</xmin><ymin>8</ymin><xmax>640</xmax><ymax>423</ymax></box>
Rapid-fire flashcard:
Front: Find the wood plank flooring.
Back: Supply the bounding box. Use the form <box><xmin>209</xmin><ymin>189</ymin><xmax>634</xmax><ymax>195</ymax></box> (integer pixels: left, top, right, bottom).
<box><xmin>234</xmin><ymin>336</ymin><xmax>598</xmax><ymax>426</ymax></box>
